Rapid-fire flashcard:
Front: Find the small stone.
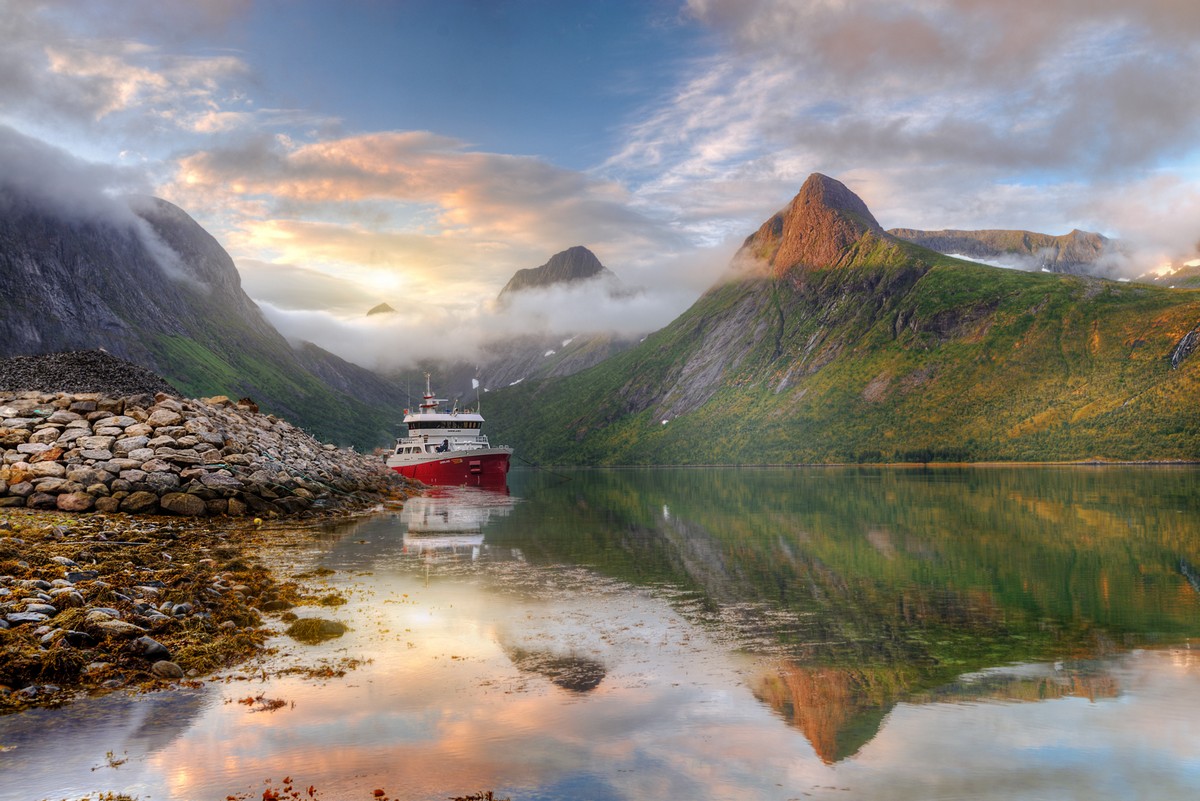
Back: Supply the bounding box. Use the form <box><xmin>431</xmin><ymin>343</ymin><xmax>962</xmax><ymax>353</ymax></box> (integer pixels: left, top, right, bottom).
<box><xmin>22</xmin><ymin>603</ymin><xmax>57</xmax><ymax>616</ymax></box>
<box><xmin>147</xmin><ymin>409</ymin><xmax>183</xmax><ymax>427</ymax></box>
<box><xmin>94</xmin><ymin>496</ymin><xmax>121</xmax><ymax>512</ymax></box>
<box><xmin>145</xmin><ymin>472</ymin><xmax>181</xmax><ymax>491</ymax></box>
<box><xmin>29</xmin><ymin>461</ymin><xmax>67</xmax><ymax>478</ymax></box>
<box><xmin>150</xmin><ymin>660</ymin><xmax>185</xmax><ymax>679</ymax></box>
<box><xmin>120</xmin><ymin>491</ymin><xmax>159</xmax><ymax>513</ymax></box>
<box><xmin>95</xmin><ymin>619</ymin><xmax>147</xmax><ymax>637</ymax></box>
<box><xmin>135</xmin><ymin>635</ymin><xmax>171</xmax><ymax>659</ymax></box>
<box><xmin>28</xmin><ymin>492</ymin><xmax>59</xmax><ymax>509</ymax></box>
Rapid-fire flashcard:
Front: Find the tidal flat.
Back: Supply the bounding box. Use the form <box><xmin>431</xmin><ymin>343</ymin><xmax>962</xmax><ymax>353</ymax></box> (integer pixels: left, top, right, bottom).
<box><xmin>4</xmin><ymin>466</ymin><xmax>1200</xmax><ymax>801</ymax></box>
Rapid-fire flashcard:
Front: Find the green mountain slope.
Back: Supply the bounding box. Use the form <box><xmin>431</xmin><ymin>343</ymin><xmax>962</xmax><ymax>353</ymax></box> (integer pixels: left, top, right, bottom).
<box><xmin>487</xmin><ymin>175</ymin><xmax>1200</xmax><ymax>464</ymax></box>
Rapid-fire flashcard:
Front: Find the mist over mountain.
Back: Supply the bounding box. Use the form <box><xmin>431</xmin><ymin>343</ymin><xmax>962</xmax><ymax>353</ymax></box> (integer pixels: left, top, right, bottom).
<box><xmin>498</xmin><ymin>245</ymin><xmax>624</xmax><ymax>299</ymax></box>
<box><xmin>386</xmin><ymin>245</ymin><xmax>642</xmax><ymax>402</ymax></box>
<box><xmin>486</xmin><ymin>174</ymin><xmax>1200</xmax><ymax>464</ymax></box>
<box><xmin>0</xmin><ymin>161</ymin><xmax>405</xmax><ymax>448</ymax></box>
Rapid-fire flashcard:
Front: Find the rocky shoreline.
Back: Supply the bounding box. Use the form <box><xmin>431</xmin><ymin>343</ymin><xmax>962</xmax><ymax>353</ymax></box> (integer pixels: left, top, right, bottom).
<box><xmin>1</xmin><ymin>389</ymin><xmax>410</xmax><ymax>517</ymax></box>
<box><xmin>0</xmin><ymin>351</ymin><xmax>422</xmax><ymax>714</ymax></box>
<box><xmin>0</xmin><ymin>507</ymin><xmax>367</xmax><ymax>713</ymax></box>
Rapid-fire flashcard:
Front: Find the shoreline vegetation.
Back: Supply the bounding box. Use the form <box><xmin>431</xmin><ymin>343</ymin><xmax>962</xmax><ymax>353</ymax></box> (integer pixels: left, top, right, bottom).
<box><xmin>0</xmin><ymin>500</ymin><xmax>414</xmax><ymax>716</ymax></box>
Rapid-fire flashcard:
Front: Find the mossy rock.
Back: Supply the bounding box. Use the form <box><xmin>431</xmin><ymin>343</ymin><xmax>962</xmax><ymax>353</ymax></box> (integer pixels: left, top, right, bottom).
<box><xmin>285</xmin><ymin>617</ymin><xmax>347</xmax><ymax>644</ymax></box>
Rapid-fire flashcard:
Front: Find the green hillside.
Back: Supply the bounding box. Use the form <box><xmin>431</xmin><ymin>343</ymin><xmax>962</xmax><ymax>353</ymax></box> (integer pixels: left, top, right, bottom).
<box><xmin>487</xmin><ymin>177</ymin><xmax>1200</xmax><ymax>465</ymax></box>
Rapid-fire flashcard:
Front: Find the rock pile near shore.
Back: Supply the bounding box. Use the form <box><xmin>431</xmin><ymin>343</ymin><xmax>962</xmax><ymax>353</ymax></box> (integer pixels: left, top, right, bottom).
<box><xmin>0</xmin><ymin>389</ymin><xmax>407</xmax><ymax>517</ymax></box>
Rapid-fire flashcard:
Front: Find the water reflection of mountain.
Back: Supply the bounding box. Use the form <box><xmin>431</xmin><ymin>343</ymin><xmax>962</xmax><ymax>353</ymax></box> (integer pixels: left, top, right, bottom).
<box><xmin>752</xmin><ymin>659</ymin><xmax>1122</xmax><ymax>764</ymax></box>
<box><xmin>502</xmin><ymin>646</ymin><xmax>607</xmax><ymax>693</ymax></box>
<box><xmin>488</xmin><ymin>466</ymin><xmax>1200</xmax><ymax>762</ymax></box>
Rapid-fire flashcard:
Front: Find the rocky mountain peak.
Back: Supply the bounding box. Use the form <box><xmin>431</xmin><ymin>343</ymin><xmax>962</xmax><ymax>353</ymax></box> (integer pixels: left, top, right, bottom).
<box><xmin>498</xmin><ymin>245</ymin><xmax>615</xmax><ymax>299</ymax></box>
<box><xmin>366</xmin><ymin>302</ymin><xmax>396</xmax><ymax>316</ymax></box>
<box><xmin>744</xmin><ymin>173</ymin><xmax>887</xmax><ymax>276</ymax></box>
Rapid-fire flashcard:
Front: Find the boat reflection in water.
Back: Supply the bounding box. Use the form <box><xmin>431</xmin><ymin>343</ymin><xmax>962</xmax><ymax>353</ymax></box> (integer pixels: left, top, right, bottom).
<box><xmin>399</xmin><ymin>485</ymin><xmax>515</xmax><ymax>559</ymax></box>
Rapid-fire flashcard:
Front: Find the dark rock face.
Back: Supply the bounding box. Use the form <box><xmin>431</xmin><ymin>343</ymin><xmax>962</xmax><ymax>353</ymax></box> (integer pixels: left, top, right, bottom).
<box><xmin>0</xmin><ymin>192</ymin><xmax>274</xmax><ymax>364</ymax></box>
<box><xmin>497</xmin><ymin>245</ymin><xmax>617</xmax><ymax>299</ymax></box>
<box><xmin>366</xmin><ymin>302</ymin><xmax>396</xmax><ymax>316</ymax></box>
<box><xmin>888</xmin><ymin>227</ymin><xmax>1115</xmax><ymax>275</ymax></box>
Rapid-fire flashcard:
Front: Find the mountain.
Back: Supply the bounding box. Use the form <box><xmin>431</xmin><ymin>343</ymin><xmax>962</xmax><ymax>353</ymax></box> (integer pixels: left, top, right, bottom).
<box><xmin>485</xmin><ymin>173</ymin><xmax>1200</xmax><ymax>464</ymax></box>
<box><xmin>1144</xmin><ymin>261</ymin><xmax>1200</xmax><ymax>289</ymax></box>
<box><xmin>389</xmin><ymin>246</ymin><xmax>640</xmax><ymax>403</ymax></box>
<box><xmin>0</xmin><ymin>189</ymin><xmax>404</xmax><ymax>449</ymax></box>
<box><xmin>888</xmin><ymin>227</ymin><xmax>1116</xmax><ymax>275</ymax></box>
<box><xmin>497</xmin><ymin>245</ymin><xmax>620</xmax><ymax>299</ymax></box>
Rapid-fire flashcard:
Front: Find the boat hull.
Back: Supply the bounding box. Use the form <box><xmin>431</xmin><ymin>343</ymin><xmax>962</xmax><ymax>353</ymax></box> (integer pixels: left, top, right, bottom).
<box><xmin>388</xmin><ymin>448</ymin><xmax>511</xmax><ymax>486</ymax></box>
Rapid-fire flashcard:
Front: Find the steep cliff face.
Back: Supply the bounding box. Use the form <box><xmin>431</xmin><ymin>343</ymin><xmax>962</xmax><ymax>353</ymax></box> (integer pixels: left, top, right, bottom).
<box><xmin>0</xmin><ymin>189</ymin><xmax>403</xmax><ymax>448</ymax></box>
<box><xmin>888</xmin><ymin>227</ymin><xmax>1115</xmax><ymax>275</ymax></box>
<box><xmin>0</xmin><ymin>191</ymin><xmax>272</xmax><ymax>361</ymax></box>
<box><xmin>486</xmin><ymin>174</ymin><xmax>1200</xmax><ymax>464</ymax></box>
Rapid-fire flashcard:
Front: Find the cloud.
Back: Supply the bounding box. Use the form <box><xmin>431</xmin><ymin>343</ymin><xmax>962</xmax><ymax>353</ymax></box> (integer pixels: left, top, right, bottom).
<box><xmin>235</xmin><ymin>258</ymin><xmax>385</xmax><ymax>314</ymax></box>
<box><xmin>0</xmin><ymin>124</ymin><xmax>207</xmax><ymax>284</ymax></box>
<box><xmin>160</xmin><ymin>130</ymin><xmax>711</xmax><ymax>335</ymax></box>
<box><xmin>167</xmin><ymin>131</ymin><xmax>676</xmax><ymax>252</ymax></box>
<box><xmin>0</xmin><ymin>4</ymin><xmax>253</xmax><ymax>135</ymax></box>
<box><xmin>601</xmin><ymin>0</ymin><xmax>1200</xmax><ymax>259</ymax></box>
<box><xmin>253</xmin><ymin>243</ymin><xmax>737</xmax><ymax>373</ymax></box>
<box><xmin>0</xmin><ymin>123</ymin><xmax>147</xmax><ymax>222</ymax></box>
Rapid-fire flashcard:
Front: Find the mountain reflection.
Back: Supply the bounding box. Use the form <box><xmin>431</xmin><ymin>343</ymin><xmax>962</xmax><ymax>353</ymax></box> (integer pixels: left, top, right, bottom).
<box><xmin>490</xmin><ymin>466</ymin><xmax>1200</xmax><ymax>761</ymax></box>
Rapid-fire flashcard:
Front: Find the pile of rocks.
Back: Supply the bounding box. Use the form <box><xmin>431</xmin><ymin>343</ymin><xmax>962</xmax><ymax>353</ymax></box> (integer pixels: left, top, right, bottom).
<box><xmin>0</xmin><ymin>390</ymin><xmax>409</xmax><ymax>517</ymax></box>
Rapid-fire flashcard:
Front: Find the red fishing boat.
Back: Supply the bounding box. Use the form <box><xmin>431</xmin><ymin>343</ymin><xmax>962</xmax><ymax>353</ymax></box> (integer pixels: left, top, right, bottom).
<box><xmin>385</xmin><ymin>375</ymin><xmax>512</xmax><ymax>486</ymax></box>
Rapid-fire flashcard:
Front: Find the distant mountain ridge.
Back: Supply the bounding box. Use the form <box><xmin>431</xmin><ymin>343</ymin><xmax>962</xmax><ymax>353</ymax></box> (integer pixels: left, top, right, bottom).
<box><xmin>0</xmin><ymin>188</ymin><xmax>404</xmax><ymax>448</ymax></box>
<box><xmin>390</xmin><ymin>245</ymin><xmax>640</xmax><ymax>403</ymax></box>
<box><xmin>888</xmin><ymin>227</ymin><xmax>1115</xmax><ymax>275</ymax></box>
<box><xmin>485</xmin><ymin>173</ymin><xmax>1200</xmax><ymax>464</ymax></box>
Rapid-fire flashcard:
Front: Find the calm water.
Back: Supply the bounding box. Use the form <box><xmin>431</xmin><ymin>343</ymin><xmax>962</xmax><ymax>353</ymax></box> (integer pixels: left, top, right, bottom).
<box><xmin>4</xmin><ymin>466</ymin><xmax>1200</xmax><ymax>801</ymax></box>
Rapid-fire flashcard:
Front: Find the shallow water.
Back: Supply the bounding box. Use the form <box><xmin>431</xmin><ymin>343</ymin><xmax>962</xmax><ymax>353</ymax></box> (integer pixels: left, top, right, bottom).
<box><xmin>3</xmin><ymin>466</ymin><xmax>1200</xmax><ymax>800</ymax></box>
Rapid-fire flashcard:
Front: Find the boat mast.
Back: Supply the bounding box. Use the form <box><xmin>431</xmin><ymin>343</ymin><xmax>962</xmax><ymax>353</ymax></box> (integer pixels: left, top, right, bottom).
<box><xmin>420</xmin><ymin>372</ymin><xmax>436</xmax><ymax>414</ymax></box>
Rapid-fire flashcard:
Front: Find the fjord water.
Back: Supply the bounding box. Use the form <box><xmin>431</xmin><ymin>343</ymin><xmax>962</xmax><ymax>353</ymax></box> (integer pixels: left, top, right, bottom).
<box><xmin>5</xmin><ymin>467</ymin><xmax>1200</xmax><ymax>800</ymax></box>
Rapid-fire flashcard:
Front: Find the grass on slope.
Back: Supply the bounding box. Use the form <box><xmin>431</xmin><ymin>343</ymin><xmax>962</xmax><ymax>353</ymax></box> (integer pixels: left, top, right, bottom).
<box><xmin>487</xmin><ymin>257</ymin><xmax>1200</xmax><ymax>465</ymax></box>
<box><xmin>151</xmin><ymin>334</ymin><xmax>401</xmax><ymax>450</ymax></box>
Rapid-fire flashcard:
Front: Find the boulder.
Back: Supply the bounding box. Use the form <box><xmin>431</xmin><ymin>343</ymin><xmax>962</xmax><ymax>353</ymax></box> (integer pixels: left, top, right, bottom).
<box><xmin>57</xmin><ymin>492</ymin><xmax>95</xmax><ymax>512</ymax></box>
<box><xmin>146</xmin><ymin>408</ymin><xmax>183</xmax><ymax>427</ymax></box>
<box><xmin>160</xmin><ymin>492</ymin><xmax>206</xmax><ymax>516</ymax></box>
<box><xmin>119</xmin><ymin>491</ymin><xmax>159</xmax><ymax>513</ymax></box>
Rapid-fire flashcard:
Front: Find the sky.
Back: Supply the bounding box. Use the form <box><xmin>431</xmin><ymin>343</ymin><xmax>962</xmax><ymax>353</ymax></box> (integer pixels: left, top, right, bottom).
<box><xmin>3</xmin><ymin>0</ymin><xmax>1200</xmax><ymax>369</ymax></box>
